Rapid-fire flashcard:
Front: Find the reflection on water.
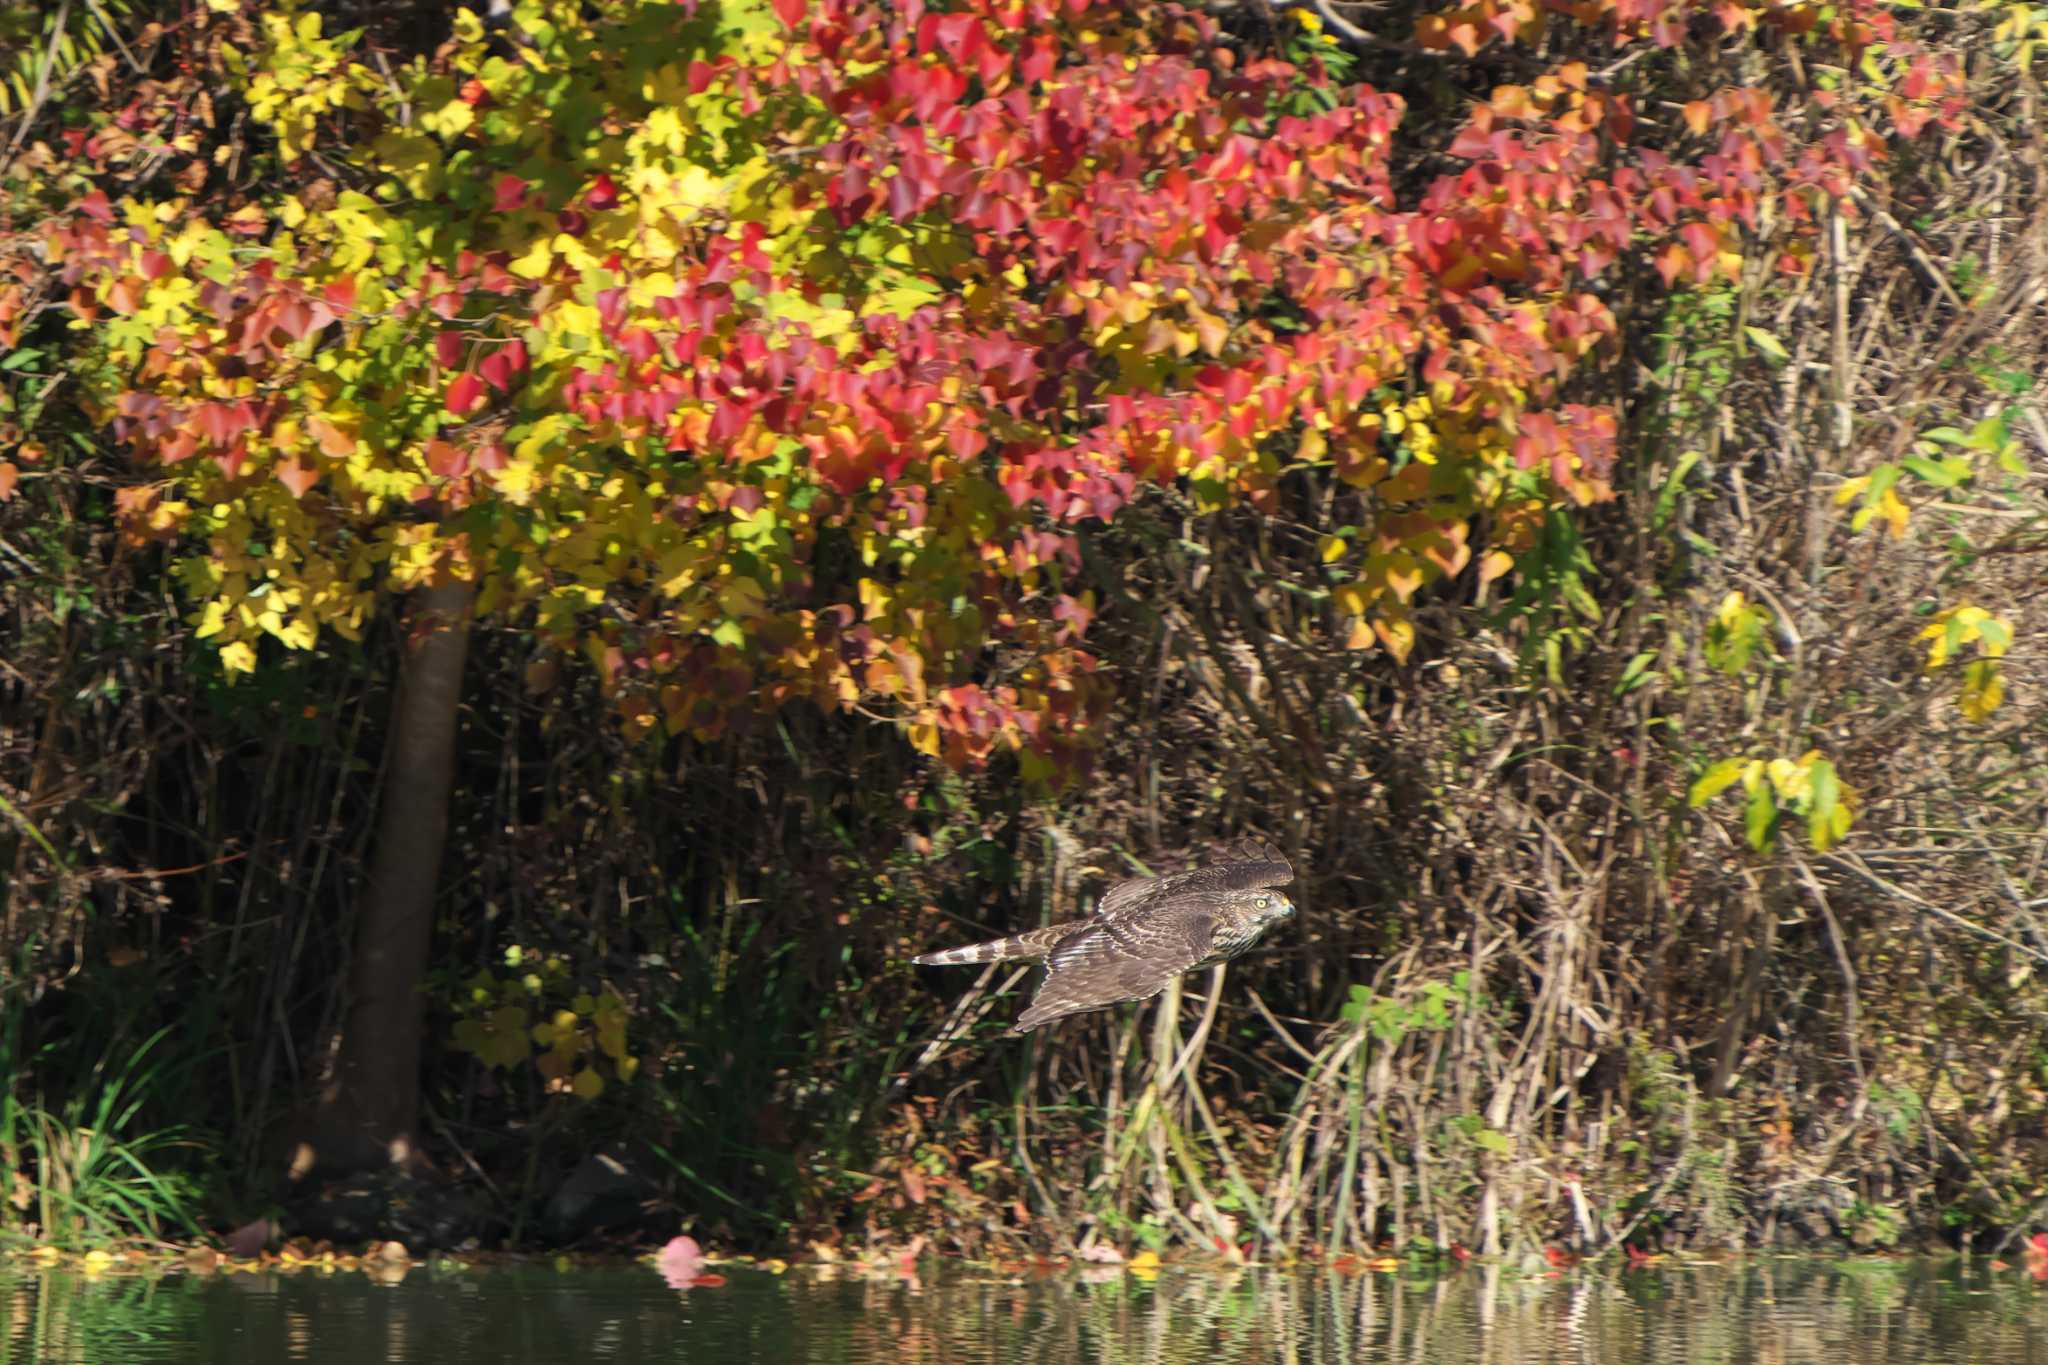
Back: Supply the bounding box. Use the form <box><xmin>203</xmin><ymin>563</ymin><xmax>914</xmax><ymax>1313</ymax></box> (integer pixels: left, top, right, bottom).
<box><xmin>6</xmin><ymin>1256</ymin><xmax>2048</xmax><ymax>1364</ymax></box>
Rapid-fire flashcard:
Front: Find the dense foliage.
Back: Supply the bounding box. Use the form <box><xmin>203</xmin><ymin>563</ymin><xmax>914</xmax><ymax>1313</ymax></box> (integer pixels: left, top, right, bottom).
<box><xmin>3</xmin><ymin>0</ymin><xmax>2043</xmax><ymax>1262</ymax></box>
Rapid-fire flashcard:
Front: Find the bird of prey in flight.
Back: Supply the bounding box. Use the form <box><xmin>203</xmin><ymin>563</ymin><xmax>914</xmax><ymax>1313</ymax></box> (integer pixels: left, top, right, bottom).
<box><xmin>912</xmin><ymin>838</ymin><xmax>1296</xmax><ymax>1031</ymax></box>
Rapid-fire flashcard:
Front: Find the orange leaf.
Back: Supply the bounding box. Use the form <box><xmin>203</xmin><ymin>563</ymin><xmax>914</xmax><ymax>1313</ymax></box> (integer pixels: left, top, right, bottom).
<box><xmin>0</xmin><ymin>461</ymin><xmax>16</xmax><ymax>501</ymax></box>
<box><xmin>308</xmin><ymin>416</ymin><xmax>357</xmax><ymax>458</ymax></box>
<box><xmin>425</xmin><ymin>439</ymin><xmax>469</xmax><ymax>478</ymax></box>
<box><xmin>275</xmin><ymin>458</ymin><xmax>318</xmax><ymax>499</ymax></box>
<box><xmin>1655</xmin><ymin>242</ymin><xmax>1691</xmax><ymax>288</ymax></box>
<box><xmin>1683</xmin><ymin>101</ymin><xmax>1712</xmax><ymax>136</ymax></box>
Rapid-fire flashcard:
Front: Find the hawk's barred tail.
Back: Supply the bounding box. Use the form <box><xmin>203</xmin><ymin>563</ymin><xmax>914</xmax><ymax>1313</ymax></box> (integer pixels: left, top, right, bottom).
<box><xmin>912</xmin><ymin>923</ymin><xmax>1069</xmax><ymax>966</ymax></box>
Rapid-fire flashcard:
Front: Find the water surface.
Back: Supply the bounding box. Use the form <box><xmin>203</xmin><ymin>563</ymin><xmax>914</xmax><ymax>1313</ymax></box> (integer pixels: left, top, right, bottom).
<box><xmin>6</xmin><ymin>1255</ymin><xmax>2047</xmax><ymax>1364</ymax></box>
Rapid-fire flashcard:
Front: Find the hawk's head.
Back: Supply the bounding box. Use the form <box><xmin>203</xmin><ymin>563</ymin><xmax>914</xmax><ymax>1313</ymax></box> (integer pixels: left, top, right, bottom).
<box><xmin>1231</xmin><ymin>888</ymin><xmax>1295</xmax><ymax>928</ymax></box>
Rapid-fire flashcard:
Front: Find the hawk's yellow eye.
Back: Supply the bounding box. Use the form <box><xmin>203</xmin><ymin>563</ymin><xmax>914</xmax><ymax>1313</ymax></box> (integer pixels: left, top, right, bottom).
<box><xmin>1256</xmin><ymin>896</ymin><xmax>1271</xmax><ymax>908</ymax></box>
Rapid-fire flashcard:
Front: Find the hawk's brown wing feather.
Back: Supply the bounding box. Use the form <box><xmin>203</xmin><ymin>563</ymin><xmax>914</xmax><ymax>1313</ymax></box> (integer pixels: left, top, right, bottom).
<box><xmin>1093</xmin><ymin>838</ymin><xmax>1291</xmax><ymax>922</ymax></box>
<box><xmin>1012</xmin><ymin>907</ymin><xmax>1219</xmax><ymax>1031</ymax></box>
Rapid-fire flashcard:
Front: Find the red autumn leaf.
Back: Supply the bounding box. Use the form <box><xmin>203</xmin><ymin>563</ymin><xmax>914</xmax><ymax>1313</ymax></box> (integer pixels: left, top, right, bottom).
<box><xmin>273</xmin><ymin>298</ymin><xmax>315</xmax><ymax>341</ymax></box>
<box><xmin>621</xmin><ymin>328</ymin><xmax>660</xmax><ymax>365</ymax></box>
<box><xmin>584</xmin><ymin>173</ymin><xmax>620</xmax><ymax>211</ymax></box>
<box><xmin>770</xmin><ymin>0</ymin><xmax>805</xmax><ymax>30</ymax></box>
<box><xmin>479</xmin><ymin>347</ymin><xmax>517</xmax><ymax>392</ymax></box>
<box><xmin>78</xmin><ymin>189</ymin><xmax>113</xmax><ymax>223</ymax></box>
<box><xmin>322</xmin><ymin>276</ymin><xmax>357</xmax><ymax>311</ymax></box>
<box><xmin>446</xmin><ymin>372</ymin><xmax>486</xmax><ymax>415</ymax></box>
<box><xmin>436</xmin><ymin>331</ymin><xmax>465</xmax><ymax>368</ymax></box>
<box><xmin>196</xmin><ymin>402</ymin><xmax>241</xmax><ymax>447</ymax></box>
<box><xmin>493</xmin><ymin>174</ymin><xmax>529</xmax><ymax>212</ymax></box>
<box><xmin>947</xmin><ymin>425</ymin><xmax>987</xmax><ymax>460</ymax></box>
<box><xmin>139</xmin><ymin>250</ymin><xmax>173</xmax><ymax>281</ymax></box>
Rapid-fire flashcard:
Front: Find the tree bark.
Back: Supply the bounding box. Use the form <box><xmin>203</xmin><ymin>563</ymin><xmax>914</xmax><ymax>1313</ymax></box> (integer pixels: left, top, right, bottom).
<box><xmin>297</xmin><ymin>579</ymin><xmax>473</xmax><ymax>1176</ymax></box>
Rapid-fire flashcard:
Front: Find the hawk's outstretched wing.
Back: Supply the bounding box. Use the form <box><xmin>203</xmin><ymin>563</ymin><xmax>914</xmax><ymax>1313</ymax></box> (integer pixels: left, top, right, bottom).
<box><xmin>1092</xmin><ymin>838</ymin><xmax>1292</xmax><ymax>923</ymax></box>
<box><xmin>1013</xmin><ymin>909</ymin><xmax>1218</xmax><ymax>1031</ymax></box>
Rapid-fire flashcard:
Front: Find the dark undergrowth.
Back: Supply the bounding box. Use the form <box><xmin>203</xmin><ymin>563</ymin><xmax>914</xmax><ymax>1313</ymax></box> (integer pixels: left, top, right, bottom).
<box><xmin>3</xmin><ymin>1</ymin><xmax>2046</xmax><ymax>1261</ymax></box>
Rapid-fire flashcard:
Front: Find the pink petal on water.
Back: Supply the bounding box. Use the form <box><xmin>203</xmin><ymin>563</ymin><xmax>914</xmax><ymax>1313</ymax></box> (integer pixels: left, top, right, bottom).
<box><xmin>658</xmin><ymin>1235</ymin><xmax>706</xmax><ymax>1289</ymax></box>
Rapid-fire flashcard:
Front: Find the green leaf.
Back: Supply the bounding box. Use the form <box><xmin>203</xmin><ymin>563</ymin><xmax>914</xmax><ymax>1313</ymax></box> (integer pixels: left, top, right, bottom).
<box><xmin>1744</xmin><ymin>781</ymin><xmax>1778</xmax><ymax>853</ymax></box>
<box><xmin>1689</xmin><ymin>757</ymin><xmax>1747</xmax><ymax>809</ymax></box>
<box><xmin>1743</xmin><ymin>327</ymin><xmax>1790</xmax><ymax>365</ymax></box>
<box><xmin>1806</xmin><ymin>759</ymin><xmax>1841</xmax><ymax>851</ymax></box>
<box><xmin>1615</xmin><ymin>651</ymin><xmax>1660</xmax><ymax>696</ymax></box>
<box><xmin>1900</xmin><ymin>455</ymin><xmax>1968</xmax><ymax>487</ymax></box>
<box><xmin>1968</xmin><ymin>415</ymin><xmax>2011</xmax><ymax>451</ymax></box>
<box><xmin>1653</xmin><ymin>450</ymin><xmax>1701</xmax><ymax>531</ymax></box>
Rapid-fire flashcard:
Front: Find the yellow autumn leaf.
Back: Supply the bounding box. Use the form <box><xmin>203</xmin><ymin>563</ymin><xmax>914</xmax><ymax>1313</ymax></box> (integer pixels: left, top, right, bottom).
<box><xmin>508</xmin><ymin>237</ymin><xmax>554</xmax><ymax>279</ymax></box>
<box><xmin>1373</xmin><ymin>614</ymin><xmax>1416</xmax><ymax>663</ymax></box>
<box><xmin>1877</xmin><ymin>487</ymin><xmax>1909</xmax><ymax>538</ymax></box>
<box><xmin>571</xmin><ymin>1068</ymin><xmax>605</xmax><ymax>1101</ymax></box>
<box><xmin>196</xmin><ymin>599</ymin><xmax>230</xmax><ymax>639</ymax></box>
<box><xmin>274</xmin><ymin>617</ymin><xmax>318</xmax><ymax>650</ymax></box>
<box><xmin>420</xmin><ymin>98</ymin><xmax>475</xmax><ymax>139</ymax></box>
<box><xmin>1959</xmin><ymin>660</ymin><xmax>2004</xmax><ymax>722</ymax></box>
<box><xmin>220</xmin><ymin>640</ymin><xmax>259</xmax><ymax>675</ymax></box>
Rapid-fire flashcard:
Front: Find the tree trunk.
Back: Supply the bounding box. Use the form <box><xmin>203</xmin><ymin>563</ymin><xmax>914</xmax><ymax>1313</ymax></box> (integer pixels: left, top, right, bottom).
<box><xmin>295</xmin><ymin>579</ymin><xmax>473</xmax><ymax>1177</ymax></box>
